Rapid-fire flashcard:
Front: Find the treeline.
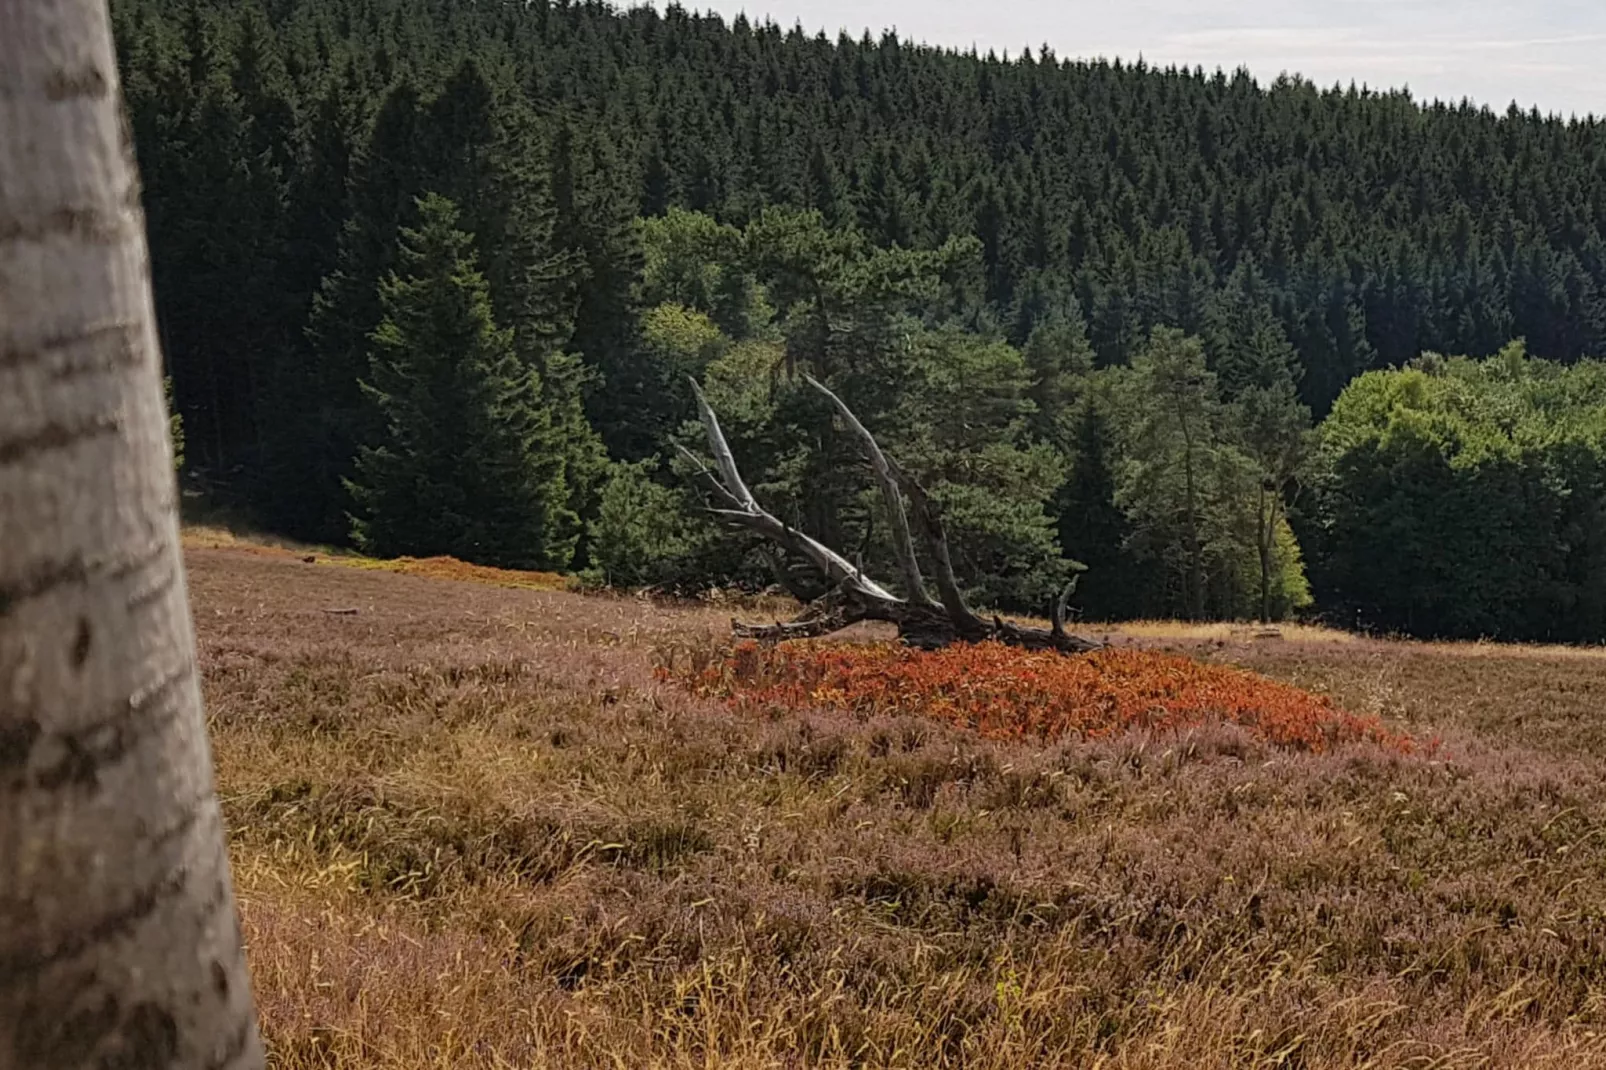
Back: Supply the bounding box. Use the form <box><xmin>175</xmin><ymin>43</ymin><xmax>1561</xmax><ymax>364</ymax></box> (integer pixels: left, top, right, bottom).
<box><xmin>110</xmin><ymin>0</ymin><xmax>1606</xmax><ymax>640</ymax></box>
<box><xmin>1313</xmin><ymin>346</ymin><xmax>1606</xmax><ymax>642</ymax></box>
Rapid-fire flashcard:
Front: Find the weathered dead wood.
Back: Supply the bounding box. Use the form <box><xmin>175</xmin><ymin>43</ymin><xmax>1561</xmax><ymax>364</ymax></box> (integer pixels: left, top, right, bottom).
<box><xmin>803</xmin><ymin>374</ymin><xmax>936</xmax><ymax>610</ymax></box>
<box><xmin>683</xmin><ymin>377</ymin><xmax>1102</xmax><ymax>655</ymax></box>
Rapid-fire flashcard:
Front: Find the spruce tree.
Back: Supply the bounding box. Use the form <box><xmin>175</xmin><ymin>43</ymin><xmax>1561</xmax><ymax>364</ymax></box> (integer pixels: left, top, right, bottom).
<box><xmin>1056</xmin><ymin>395</ymin><xmax>1140</xmax><ymax>621</ymax></box>
<box><xmin>304</xmin><ymin>78</ymin><xmax>429</xmax><ymax>542</ymax></box>
<box><xmin>348</xmin><ymin>194</ymin><xmax>575</xmax><ymax>570</ymax></box>
<box><xmin>550</xmin><ymin>118</ymin><xmax>645</xmax><ymax>493</ymax></box>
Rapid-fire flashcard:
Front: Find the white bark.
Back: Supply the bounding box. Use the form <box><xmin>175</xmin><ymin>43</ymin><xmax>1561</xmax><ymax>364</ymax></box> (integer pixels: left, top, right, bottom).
<box><xmin>802</xmin><ymin>374</ymin><xmax>936</xmax><ymax>608</ymax></box>
<box><xmin>687</xmin><ymin>377</ymin><xmax>1102</xmax><ymax>654</ymax></box>
<box><xmin>0</xmin><ymin>2</ymin><xmax>264</xmax><ymax>1067</ymax></box>
<box><xmin>683</xmin><ymin>379</ymin><xmax>897</xmax><ymax>601</ymax></box>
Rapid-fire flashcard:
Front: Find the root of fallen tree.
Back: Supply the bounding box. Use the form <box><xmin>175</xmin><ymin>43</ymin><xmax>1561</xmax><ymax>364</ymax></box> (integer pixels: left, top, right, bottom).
<box><xmin>679</xmin><ymin>375</ymin><xmax>1102</xmax><ymax>655</ymax></box>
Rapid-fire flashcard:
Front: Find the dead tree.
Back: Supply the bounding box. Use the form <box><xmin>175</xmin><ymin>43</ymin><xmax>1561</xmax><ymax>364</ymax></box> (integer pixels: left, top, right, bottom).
<box><xmin>679</xmin><ymin>376</ymin><xmax>1103</xmax><ymax>654</ymax></box>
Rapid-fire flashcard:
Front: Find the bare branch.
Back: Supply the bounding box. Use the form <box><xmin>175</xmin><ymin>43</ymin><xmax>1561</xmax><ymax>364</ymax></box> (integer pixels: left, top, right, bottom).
<box><xmin>675</xmin><ymin>443</ymin><xmax>743</xmax><ymax>510</ymax></box>
<box><xmin>686</xmin><ymin>379</ymin><xmax>897</xmax><ymax>601</ymax></box>
<box><xmin>803</xmin><ymin>374</ymin><xmax>936</xmax><ymax>608</ymax></box>
<box><xmin>733</xmin><ymin>615</ymin><xmax>855</xmax><ymax>642</ymax></box>
<box><xmin>885</xmin><ymin>461</ymin><xmax>987</xmax><ymax>637</ymax></box>
<box><xmin>1051</xmin><ymin>573</ymin><xmax>1080</xmax><ymax>641</ymax></box>
<box><xmin>679</xmin><ymin>377</ymin><xmax>1102</xmax><ymax>656</ymax></box>
<box><xmin>689</xmin><ymin>378</ymin><xmax>757</xmax><ymax>509</ymax></box>
<box><xmin>731</xmin><ymin>585</ymin><xmax>865</xmax><ymax>642</ymax></box>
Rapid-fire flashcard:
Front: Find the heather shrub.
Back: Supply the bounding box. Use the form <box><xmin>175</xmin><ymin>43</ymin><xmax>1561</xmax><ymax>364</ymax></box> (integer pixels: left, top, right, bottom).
<box><xmin>663</xmin><ymin>640</ymin><xmax>1414</xmax><ymax>754</ymax></box>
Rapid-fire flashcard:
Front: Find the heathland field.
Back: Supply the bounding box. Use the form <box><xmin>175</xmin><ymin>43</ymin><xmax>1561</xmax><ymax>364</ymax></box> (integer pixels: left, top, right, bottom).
<box><xmin>192</xmin><ymin>539</ymin><xmax>1606</xmax><ymax>1069</ymax></box>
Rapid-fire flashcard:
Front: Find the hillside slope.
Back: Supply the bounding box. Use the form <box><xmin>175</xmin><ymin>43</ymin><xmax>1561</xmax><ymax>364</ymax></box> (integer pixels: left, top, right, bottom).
<box><xmin>115</xmin><ymin>0</ymin><xmax>1606</xmax><ymax>479</ymax></box>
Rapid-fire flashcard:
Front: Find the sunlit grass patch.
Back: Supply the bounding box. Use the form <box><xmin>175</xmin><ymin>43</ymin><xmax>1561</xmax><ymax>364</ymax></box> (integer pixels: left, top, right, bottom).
<box><xmin>182</xmin><ymin>525</ymin><xmax>568</xmax><ymax>591</ymax></box>
<box><xmin>1101</xmin><ymin>619</ymin><xmax>1358</xmax><ymax>644</ymax></box>
<box><xmin>340</xmin><ymin>554</ymin><xmax>569</xmax><ymax>591</ymax></box>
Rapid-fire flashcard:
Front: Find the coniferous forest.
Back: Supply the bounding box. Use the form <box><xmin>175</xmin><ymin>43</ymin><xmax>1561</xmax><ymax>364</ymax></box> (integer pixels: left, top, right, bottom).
<box><xmin>111</xmin><ymin>0</ymin><xmax>1606</xmax><ymax>641</ymax></box>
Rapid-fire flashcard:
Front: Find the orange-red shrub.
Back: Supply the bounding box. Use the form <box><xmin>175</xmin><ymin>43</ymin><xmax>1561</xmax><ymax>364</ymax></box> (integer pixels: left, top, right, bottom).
<box><xmin>664</xmin><ymin>641</ymin><xmax>1415</xmax><ymax>754</ymax></box>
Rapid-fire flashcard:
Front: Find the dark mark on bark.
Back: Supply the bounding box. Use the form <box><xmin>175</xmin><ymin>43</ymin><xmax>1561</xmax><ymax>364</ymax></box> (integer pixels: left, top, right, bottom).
<box><xmin>0</xmin><ymin>207</ymin><xmax>126</xmax><ymax>247</ymax></box>
<box><xmin>0</xmin><ymin>539</ymin><xmax>168</xmax><ymax>621</ymax></box>
<box><xmin>33</xmin><ymin>659</ymin><xmax>192</xmax><ymax>790</ymax></box>
<box><xmin>203</xmin><ymin>872</ymin><xmax>231</xmax><ymax>918</ymax></box>
<box><xmin>0</xmin><ymin>865</ymin><xmax>191</xmax><ymax>985</ymax></box>
<box><xmin>71</xmin><ymin>617</ymin><xmax>93</xmax><ymax>670</ymax></box>
<box><xmin>118</xmin><ymin>1002</ymin><xmax>180</xmax><ymax>1069</ymax></box>
<box><xmin>11</xmin><ymin>988</ymin><xmax>120</xmax><ymax>1066</ymax></box>
<box><xmin>34</xmin><ymin>734</ymin><xmax>101</xmax><ymax>790</ymax></box>
<box><xmin>126</xmin><ymin>564</ymin><xmax>178</xmax><ymax>614</ymax></box>
<box><xmin>0</xmin><ymin>557</ymin><xmax>86</xmax><ymax>621</ymax></box>
<box><xmin>10</xmin><ymin>991</ymin><xmax>180</xmax><ymax>1070</ymax></box>
<box><xmin>148</xmin><ymin>800</ymin><xmax>203</xmax><ymax>854</ymax></box>
<box><xmin>43</xmin><ymin>65</ymin><xmax>109</xmax><ymax>101</ymax></box>
<box><xmin>0</xmin><ymin>413</ymin><xmax>121</xmax><ymax>468</ymax></box>
<box><xmin>0</xmin><ymin>720</ymin><xmax>41</xmax><ymax>782</ymax></box>
<box><xmin>210</xmin><ymin>960</ymin><xmax>230</xmax><ymax>998</ymax></box>
<box><xmin>0</xmin><ymin>323</ymin><xmax>139</xmax><ymax>375</ymax></box>
<box><xmin>108</xmin><ymin>540</ymin><xmax>170</xmax><ymax>584</ymax></box>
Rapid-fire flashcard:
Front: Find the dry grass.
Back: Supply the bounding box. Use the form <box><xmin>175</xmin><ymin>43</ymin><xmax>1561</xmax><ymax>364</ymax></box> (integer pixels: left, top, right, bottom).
<box><xmin>182</xmin><ymin>524</ymin><xmax>568</xmax><ymax>591</ymax></box>
<box><xmin>1099</xmin><ymin>619</ymin><xmax>1360</xmax><ymax>645</ymax></box>
<box><xmin>187</xmin><ymin>543</ymin><xmax>1606</xmax><ymax>1068</ymax></box>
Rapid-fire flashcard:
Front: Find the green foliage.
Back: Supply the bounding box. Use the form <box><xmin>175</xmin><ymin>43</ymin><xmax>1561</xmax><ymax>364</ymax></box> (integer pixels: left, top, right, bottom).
<box><xmin>637</xmin><ymin>209</ymin><xmax>759</xmax><ymax>328</ymax></box>
<box><xmin>347</xmin><ymin>194</ymin><xmax>575</xmax><ymax>570</ymax></box>
<box><xmin>1311</xmin><ymin>345</ymin><xmax>1606</xmax><ymax>640</ymax></box>
<box><xmin>583</xmin><ymin>459</ymin><xmax>709</xmax><ymax>589</ymax></box>
<box><xmin>1204</xmin><ymin>261</ymin><xmax>1316</xmax><ymax>619</ymax></box>
<box><xmin>107</xmin><ymin>1</ymin><xmax>1606</xmax><ymax>635</ymax></box>
<box><xmin>1020</xmin><ymin>302</ymin><xmax>1096</xmax><ymax>447</ymax></box>
<box><xmin>552</xmin><ymin>119</ymin><xmax>646</xmax><ymax>467</ymax></box>
<box><xmin>670</xmin><ymin>217</ymin><xmax>1072</xmax><ymax>612</ymax></box>
<box><xmin>1106</xmin><ymin>327</ymin><xmax>1314</xmax><ymax>621</ymax></box>
<box><xmin>641</xmin><ymin>304</ymin><xmax>728</xmax><ymax>372</ymax></box>
<box><xmin>891</xmin><ymin>328</ymin><xmax>1073</xmax><ymax>610</ymax></box>
<box><xmin>1056</xmin><ymin>392</ymin><xmax>1144</xmax><ymax>621</ymax></box>
<box><xmin>589</xmin><ymin>211</ymin><xmax>772</xmax><ymax>462</ymax></box>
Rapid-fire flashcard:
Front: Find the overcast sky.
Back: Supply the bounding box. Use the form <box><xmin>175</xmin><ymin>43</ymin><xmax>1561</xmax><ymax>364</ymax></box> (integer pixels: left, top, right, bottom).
<box><xmin>658</xmin><ymin>0</ymin><xmax>1606</xmax><ymax>119</ymax></box>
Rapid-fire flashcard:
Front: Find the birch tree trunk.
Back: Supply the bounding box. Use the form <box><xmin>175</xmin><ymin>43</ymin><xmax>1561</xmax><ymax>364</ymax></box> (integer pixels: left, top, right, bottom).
<box><xmin>0</xmin><ymin>2</ymin><xmax>264</xmax><ymax>1066</ymax></box>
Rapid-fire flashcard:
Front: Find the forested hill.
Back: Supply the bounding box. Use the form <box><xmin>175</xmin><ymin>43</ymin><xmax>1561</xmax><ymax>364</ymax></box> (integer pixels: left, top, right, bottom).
<box><xmin>111</xmin><ymin>0</ymin><xmax>1606</xmax><ymax>640</ymax></box>
<box><xmin>119</xmin><ymin>0</ymin><xmax>1606</xmax><ymax>404</ymax></box>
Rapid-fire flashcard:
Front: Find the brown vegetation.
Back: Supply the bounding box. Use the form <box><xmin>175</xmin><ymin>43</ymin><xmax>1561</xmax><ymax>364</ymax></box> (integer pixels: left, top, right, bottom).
<box><xmin>193</xmin><ymin>545</ymin><xmax>1606</xmax><ymax>1068</ymax></box>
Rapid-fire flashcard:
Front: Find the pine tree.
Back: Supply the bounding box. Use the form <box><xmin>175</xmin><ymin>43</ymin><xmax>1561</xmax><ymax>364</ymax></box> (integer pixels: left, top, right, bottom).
<box><xmin>424</xmin><ymin>63</ymin><xmax>606</xmax><ymax>552</ymax></box>
<box><xmin>1115</xmin><ymin>327</ymin><xmax>1227</xmax><ymax>619</ymax></box>
<box><xmin>260</xmin><ymin>69</ymin><xmax>358</xmax><ymax>536</ymax></box>
<box><xmin>348</xmin><ymin>194</ymin><xmax>576</xmax><ymax>569</ymax></box>
<box><xmin>1019</xmin><ymin>296</ymin><xmax>1096</xmax><ymax>447</ymax></box>
<box><xmin>1203</xmin><ymin>256</ymin><xmax>1297</xmax><ymax>397</ymax></box>
<box><xmin>1204</xmin><ymin>259</ymin><xmax>1313</xmax><ymax>620</ymax></box>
